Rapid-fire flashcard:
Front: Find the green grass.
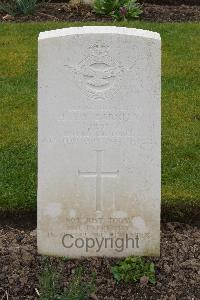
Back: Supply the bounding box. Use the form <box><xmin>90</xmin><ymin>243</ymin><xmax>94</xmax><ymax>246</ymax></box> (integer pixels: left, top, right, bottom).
<box><xmin>39</xmin><ymin>265</ymin><xmax>96</xmax><ymax>300</ymax></box>
<box><xmin>0</xmin><ymin>22</ymin><xmax>199</xmax><ymax>220</ymax></box>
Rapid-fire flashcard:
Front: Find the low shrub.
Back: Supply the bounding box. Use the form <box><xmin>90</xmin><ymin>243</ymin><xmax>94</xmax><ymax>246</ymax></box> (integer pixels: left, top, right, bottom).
<box><xmin>0</xmin><ymin>0</ymin><xmax>37</xmax><ymax>16</ymax></box>
<box><xmin>93</xmin><ymin>0</ymin><xmax>142</xmax><ymax>21</ymax></box>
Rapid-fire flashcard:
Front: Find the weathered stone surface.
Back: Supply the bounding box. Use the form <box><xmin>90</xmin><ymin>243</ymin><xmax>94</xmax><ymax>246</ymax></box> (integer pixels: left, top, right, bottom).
<box><xmin>37</xmin><ymin>26</ymin><xmax>161</xmax><ymax>257</ymax></box>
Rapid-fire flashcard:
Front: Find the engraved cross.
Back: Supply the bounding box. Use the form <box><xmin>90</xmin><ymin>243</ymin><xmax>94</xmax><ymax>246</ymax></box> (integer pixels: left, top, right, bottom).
<box><xmin>78</xmin><ymin>150</ymin><xmax>119</xmax><ymax>212</ymax></box>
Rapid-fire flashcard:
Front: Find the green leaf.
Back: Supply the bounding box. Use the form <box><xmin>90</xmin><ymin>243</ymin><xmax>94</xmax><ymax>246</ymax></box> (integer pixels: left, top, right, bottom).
<box><xmin>111</xmin><ymin>257</ymin><xmax>156</xmax><ymax>284</ymax></box>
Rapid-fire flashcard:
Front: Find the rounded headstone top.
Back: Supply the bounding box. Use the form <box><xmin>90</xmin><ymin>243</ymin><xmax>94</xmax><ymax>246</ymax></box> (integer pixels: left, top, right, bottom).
<box><xmin>38</xmin><ymin>26</ymin><xmax>161</xmax><ymax>41</ymax></box>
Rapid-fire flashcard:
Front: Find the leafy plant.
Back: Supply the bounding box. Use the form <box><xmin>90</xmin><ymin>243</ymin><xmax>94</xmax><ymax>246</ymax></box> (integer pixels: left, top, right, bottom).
<box><xmin>111</xmin><ymin>257</ymin><xmax>156</xmax><ymax>284</ymax></box>
<box><xmin>0</xmin><ymin>1</ymin><xmax>16</xmax><ymax>15</ymax></box>
<box><xmin>39</xmin><ymin>265</ymin><xmax>96</xmax><ymax>300</ymax></box>
<box><xmin>93</xmin><ymin>0</ymin><xmax>142</xmax><ymax>21</ymax></box>
<box><xmin>0</xmin><ymin>0</ymin><xmax>37</xmax><ymax>16</ymax></box>
<box><xmin>93</xmin><ymin>0</ymin><xmax>116</xmax><ymax>15</ymax></box>
<box><xmin>17</xmin><ymin>0</ymin><xmax>37</xmax><ymax>14</ymax></box>
<box><xmin>113</xmin><ymin>0</ymin><xmax>142</xmax><ymax>21</ymax></box>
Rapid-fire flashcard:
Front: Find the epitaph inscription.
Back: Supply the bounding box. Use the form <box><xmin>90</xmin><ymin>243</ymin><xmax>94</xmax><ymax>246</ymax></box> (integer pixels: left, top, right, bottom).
<box><xmin>38</xmin><ymin>27</ymin><xmax>161</xmax><ymax>257</ymax></box>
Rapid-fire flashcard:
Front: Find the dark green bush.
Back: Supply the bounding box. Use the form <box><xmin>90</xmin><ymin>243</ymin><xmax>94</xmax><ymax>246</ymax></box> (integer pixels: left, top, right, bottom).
<box><xmin>0</xmin><ymin>0</ymin><xmax>37</xmax><ymax>16</ymax></box>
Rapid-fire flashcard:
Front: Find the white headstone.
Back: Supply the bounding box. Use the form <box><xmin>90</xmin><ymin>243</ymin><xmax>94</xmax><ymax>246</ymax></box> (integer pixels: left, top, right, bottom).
<box><xmin>37</xmin><ymin>26</ymin><xmax>161</xmax><ymax>257</ymax></box>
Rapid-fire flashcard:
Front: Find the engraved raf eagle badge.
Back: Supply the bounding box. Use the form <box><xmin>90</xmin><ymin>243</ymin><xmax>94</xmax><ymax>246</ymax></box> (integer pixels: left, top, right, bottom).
<box><xmin>65</xmin><ymin>41</ymin><xmax>123</xmax><ymax>101</ymax></box>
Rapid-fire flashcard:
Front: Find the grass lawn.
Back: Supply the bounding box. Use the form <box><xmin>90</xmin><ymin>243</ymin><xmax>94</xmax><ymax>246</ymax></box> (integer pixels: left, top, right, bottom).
<box><xmin>0</xmin><ymin>22</ymin><xmax>199</xmax><ymax>221</ymax></box>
